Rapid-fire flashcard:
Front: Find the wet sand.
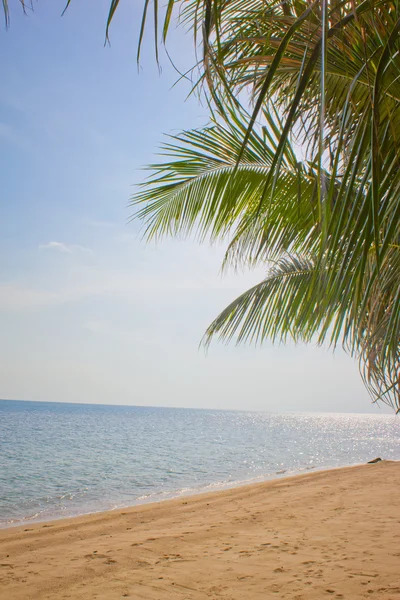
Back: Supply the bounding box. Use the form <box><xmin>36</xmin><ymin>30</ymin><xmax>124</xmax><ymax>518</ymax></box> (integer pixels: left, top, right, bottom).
<box><xmin>1</xmin><ymin>461</ymin><xmax>399</xmax><ymax>599</ymax></box>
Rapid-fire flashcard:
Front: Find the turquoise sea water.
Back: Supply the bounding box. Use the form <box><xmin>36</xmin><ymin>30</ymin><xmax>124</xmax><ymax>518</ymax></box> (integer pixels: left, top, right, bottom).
<box><xmin>1</xmin><ymin>400</ymin><xmax>399</xmax><ymax>528</ymax></box>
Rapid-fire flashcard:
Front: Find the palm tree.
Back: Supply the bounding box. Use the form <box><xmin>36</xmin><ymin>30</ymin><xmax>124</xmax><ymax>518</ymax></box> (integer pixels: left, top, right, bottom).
<box><xmin>130</xmin><ymin>0</ymin><xmax>400</xmax><ymax>412</ymax></box>
<box><xmin>132</xmin><ymin>104</ymin><xmax>399</xmax><ymax>411</ymax></box>
<box><xmin>5</xmin><ymin>0</ymin><xmax>400</xmax><ymax>410</ymax></box>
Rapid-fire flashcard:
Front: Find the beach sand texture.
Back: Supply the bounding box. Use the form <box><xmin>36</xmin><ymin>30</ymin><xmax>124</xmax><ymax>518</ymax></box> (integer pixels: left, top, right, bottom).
<box><xmin>0</xmin><ymin>461</ymin><xmax>399</xmax><ymax>599</ymax></box>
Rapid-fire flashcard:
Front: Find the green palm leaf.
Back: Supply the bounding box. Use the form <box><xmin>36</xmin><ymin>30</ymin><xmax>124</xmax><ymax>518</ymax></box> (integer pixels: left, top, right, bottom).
<box><xmin>203</xmin><ymin>254</ymin><xmax>318</xmax><ymax>346</ymax></box>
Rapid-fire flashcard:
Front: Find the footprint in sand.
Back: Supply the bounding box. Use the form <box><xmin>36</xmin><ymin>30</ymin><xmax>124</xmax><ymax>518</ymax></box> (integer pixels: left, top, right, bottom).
<box><xmin>84</xmin><ymin>553</ymin><xmax>112</xmax><ymax>561</ymax></box>
<box><xmin>156</xmin><ymin>554</ymin><xmax>182</xmax><ymax>564</ymax></box>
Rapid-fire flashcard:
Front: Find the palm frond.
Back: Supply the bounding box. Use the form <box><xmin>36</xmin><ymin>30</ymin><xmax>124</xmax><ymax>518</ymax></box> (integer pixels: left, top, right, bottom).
<box><xmin>131</xmin><ymin>111</ymin><xmax>318</xmax><ymax>264</ymax></box>
<box><xmin>203</xmin><ymin>254</ymin><xmax>319</xmax><ymax>346</ymax></box>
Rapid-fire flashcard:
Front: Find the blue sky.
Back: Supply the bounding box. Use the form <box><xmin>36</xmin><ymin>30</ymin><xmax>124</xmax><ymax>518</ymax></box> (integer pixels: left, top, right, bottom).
<box><xmin>0</xmin><ymin>1</ymin><xmax>386</xmax><ymax>413</ymax></box>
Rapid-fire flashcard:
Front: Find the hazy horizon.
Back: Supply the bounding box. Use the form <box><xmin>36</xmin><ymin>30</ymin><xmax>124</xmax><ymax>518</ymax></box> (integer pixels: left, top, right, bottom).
<box><xmin>0</xmin><ymin>398</ymin><xmax>393</xmax><ymax>416</ymax></box>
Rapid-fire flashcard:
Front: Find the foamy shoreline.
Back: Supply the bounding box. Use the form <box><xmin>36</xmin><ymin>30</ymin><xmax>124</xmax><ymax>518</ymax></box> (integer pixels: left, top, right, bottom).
<box><xmin>0</xmin><ymin>460</ymin><xmax>369</xmax><ymax>530</ymax></box>
<box><xmin>1</xmin><ymin>461</ymin><xmax>399</xmax><ymax>600</ymax></box>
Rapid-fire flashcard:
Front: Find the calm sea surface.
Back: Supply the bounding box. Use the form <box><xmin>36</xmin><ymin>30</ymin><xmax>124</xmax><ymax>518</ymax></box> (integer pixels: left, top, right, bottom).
<box><xmin>0</xmin><ymin>400</ymin><xmax>399</xmax><ymax>528</ymax></box>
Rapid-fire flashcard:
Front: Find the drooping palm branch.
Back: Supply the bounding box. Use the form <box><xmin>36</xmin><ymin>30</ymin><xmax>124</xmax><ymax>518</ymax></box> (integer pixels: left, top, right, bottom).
<box><xmin>132</xmin><ymin>108</ymin><xmax>399</xmax><ymax>411</ymax></box>
<box><xmin>137</xmin><ymin>0</ymin><xmax>399</xmax><ymax>411</ymax></box>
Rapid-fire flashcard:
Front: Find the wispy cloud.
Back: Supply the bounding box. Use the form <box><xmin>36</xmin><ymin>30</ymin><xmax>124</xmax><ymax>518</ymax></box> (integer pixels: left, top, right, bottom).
<box><xmin>39</xmin><ymin>241</ymin><xmax>92</xmax><ymax>254</ymax></box>
<box><xmin>39</xmin><ymin>241</ymin><xmax>73</xmax><ymax>253</ymax></box>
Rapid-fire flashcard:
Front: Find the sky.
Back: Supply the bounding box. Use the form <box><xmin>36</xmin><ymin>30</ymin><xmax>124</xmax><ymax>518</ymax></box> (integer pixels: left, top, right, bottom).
<box><xmin>0</xmin><ymin>0</ymin><xmax>388</xmax><ymax>413</ymax></box>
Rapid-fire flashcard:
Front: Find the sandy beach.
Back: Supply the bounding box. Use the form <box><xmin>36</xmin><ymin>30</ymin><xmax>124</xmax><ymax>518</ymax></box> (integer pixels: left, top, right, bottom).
<box><xmin>1</xmin><ymin>461</ymin><xmax>399</xmax><ymax>600</ymax></box>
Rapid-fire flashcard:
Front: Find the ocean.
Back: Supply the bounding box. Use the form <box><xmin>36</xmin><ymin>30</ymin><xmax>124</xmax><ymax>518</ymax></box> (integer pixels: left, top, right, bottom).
<box><xmin>1</xmin><ymin>400</ymin><xmax>399</xmax><ymax>528</ymax></box>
